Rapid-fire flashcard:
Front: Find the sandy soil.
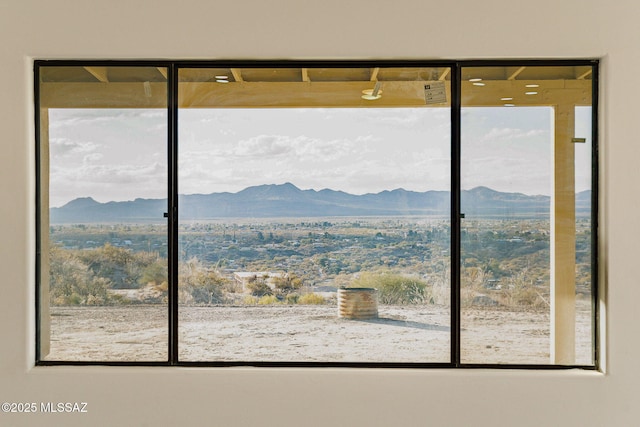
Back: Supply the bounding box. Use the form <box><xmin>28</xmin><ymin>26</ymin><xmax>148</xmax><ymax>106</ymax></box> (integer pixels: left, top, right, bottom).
<box><xmin>45</xmin><ymin>301</ymin><xmax>593</xmax><ymax>365</ymax></box>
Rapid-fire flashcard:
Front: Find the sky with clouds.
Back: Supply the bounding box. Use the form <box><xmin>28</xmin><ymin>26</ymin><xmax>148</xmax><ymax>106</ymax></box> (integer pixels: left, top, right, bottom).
<box><xmin>47</xmin><ymin>106</ymin><xmax>592</xmax><ymax>207</ymax></box>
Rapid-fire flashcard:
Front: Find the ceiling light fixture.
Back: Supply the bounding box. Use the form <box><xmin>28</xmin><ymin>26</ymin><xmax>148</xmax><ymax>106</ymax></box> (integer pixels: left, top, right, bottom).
<box><xmin>525</xmin><ymin>91</ymin><xmax>538</xmax><ymax>95</ymax></box>
<box><xmin>469</xmin><ymin>78</ymin><xmax>482</xmax><ymax>82</ymax></box>
<box><xmin>501</xmin><ymin>97</ymin><xmax>513</xmax><ymax>101</ymax></box>
<box><xmin>525</xmin><ymin>84</ymin><xmax>539</xmax><ymax>88</ymax></box>
<box><xmin>473</xmin><ymin>82</ymin><xmax>485</xmax><ymax>86</ymax></box>
<box><xmin>504</xmin><ymin>103</ymin><xmax>515</xmax><ymax>107</ymax></box>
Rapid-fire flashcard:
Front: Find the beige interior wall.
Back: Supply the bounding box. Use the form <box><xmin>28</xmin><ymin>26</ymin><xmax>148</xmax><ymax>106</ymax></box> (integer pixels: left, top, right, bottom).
<box><xmin>1</xmin><ymin>0</ymin><xmax>636</xmax><ymax>425</ymax></box>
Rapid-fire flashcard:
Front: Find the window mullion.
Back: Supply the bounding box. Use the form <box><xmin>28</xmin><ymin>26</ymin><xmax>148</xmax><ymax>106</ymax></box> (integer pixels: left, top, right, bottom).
<box><xmin>168</xmin><ymin>64</ymin><xmax>180</xmax><ymax>365</ymax></box>
<box><xmin>451</xmin><ymin>63</ymin><xmax>462</xmax><ymax>367</ymax></box>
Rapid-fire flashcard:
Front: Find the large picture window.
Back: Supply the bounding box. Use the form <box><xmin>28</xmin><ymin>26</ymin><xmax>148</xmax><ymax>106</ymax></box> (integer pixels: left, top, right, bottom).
<box><xmin>36</xmin><ymin>60</ymin><xmax>598</xmax><ymax>368</ymax></box>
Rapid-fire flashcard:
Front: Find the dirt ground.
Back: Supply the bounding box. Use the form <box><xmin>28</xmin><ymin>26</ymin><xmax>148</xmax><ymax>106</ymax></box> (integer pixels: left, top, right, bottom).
<box><xmin>44</xmin><ymin>301</ymin><xmax>593</xmax><ymax>365</ymax></box>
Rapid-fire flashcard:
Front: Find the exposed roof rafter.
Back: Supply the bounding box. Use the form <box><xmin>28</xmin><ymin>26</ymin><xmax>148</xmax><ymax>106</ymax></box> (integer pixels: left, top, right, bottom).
<box><xmin>370</xmin><ymin>67</ymin><xmax>379</xmax><ymax>81</ymax></box>
<box><xmin>156</xmin><ymin>67</ymin><xmax>168</xmax><ymax>80</ymax></box>
<box><xmin>84</xmin><ymin>66</ymin><xmax>109</xmax><ymax>82</ymax></box>
<box><xmin>577</xmin><ymin>69</ymin><xmax>593</xmax><ymax>80</ymax></box>
<box><xmin>302</xmin><ymin>68</ymin><xmax>310</xmax><ymax>82</ymax></box>
<box><xmin>508</xmin><ymin>66</ymin><xmax>526</xmax><ymax>80</ymax></box>
<box><xmin>231</xmin><ymin>69</ymin><xmax>244</xmax><ymax>82</ymax></box>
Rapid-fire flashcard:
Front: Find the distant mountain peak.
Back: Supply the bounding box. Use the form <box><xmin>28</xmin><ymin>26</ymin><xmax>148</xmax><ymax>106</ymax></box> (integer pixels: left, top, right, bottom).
<box><xmin>468</xmin><ymin>186</ymin><xmax>499</xmax><ymax>194</ymax></box>
<box><xmin>233</xmin><ymin>183</ymin><xmax>306</xmax><ymax>204</ymax></box>
<box><xmin>49</xmin><ymin>184</ymin><xmax>589</xmax><ymax>224</ymax></box>
<box><xmin>240</xmin><ymin>182</ymin><xmax>301</xmax><ymax>192</ymax></box>
<box><xmin>62</xmin><ymin>197</ymin><xmax>100</xmax><ymax>208</ymax></box>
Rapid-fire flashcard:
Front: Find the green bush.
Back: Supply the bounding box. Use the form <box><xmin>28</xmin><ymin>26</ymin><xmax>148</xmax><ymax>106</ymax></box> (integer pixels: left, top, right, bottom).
<box><xmin>351</xmin><ymin>272</ymin><xmax>427</xmax><ymax>304</ymax></box>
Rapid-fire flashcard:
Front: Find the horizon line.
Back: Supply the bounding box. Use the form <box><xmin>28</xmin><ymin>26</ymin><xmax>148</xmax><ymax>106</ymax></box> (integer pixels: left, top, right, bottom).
<box><xmin>51</xmin><ymin>183</ymin><xmax>592</xmax><ymax>208</ymax></box>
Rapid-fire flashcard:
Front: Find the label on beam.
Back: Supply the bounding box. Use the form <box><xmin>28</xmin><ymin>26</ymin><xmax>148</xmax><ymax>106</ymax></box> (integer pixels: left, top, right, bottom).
<box><xmin>572</xmin><ymin>137</ymin><xmax>587</xmax><ymax>143</ymax></box>
<box><xmin>424</xmin><ymin>81</ymin><xmax>447</xmax><ymax>104</ymax></box>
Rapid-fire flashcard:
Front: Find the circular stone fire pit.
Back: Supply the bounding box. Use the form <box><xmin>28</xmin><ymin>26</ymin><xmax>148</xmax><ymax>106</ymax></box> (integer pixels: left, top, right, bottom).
<box><xmin>337</xmin><ymin>287</ymin><xmax>378</xmax><ymax>320</ymax></box>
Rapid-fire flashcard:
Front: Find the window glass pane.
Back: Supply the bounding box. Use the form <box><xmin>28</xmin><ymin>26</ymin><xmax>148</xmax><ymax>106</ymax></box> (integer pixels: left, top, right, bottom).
<box><xmin>36</xmin><ymin>61</ymin><xmax>597</xmax><ymax>368</ymax></box>
<box><xmin>177</xmin><ymin>66</ymin><xmax>452</xmax><ymax>363</ymax></box>
<box><xmin>460</xmin><ymin>65</ymin><xmax>595</xmax><ymax>365</ymax></box>
<box><xmin>38</xmin><ymin>66</ymin><xmax>168</xmax><ymax>361</ymax></box>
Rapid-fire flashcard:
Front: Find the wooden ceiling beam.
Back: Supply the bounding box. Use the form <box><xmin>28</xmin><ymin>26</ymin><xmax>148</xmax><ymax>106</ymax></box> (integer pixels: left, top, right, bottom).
<box><xmin>508</xmin><ymin>66</ymin><xmax>526</xmax><ymax>80</ymax></box>
<box><xmin>157</xmin><ymin>67</ymin><xmax>168</xmax><ymax>80</ymax></box>
<box><xmin>40</xmin><ymin>79</ymin><xmax>592</xmax><ymax>109</ymax></box>
<box><xmin>438</xmin><ymin>68</ymin><xmax>450</xmax><ymax>81</ymax></box>
<box><xmin>230</xmin><ymin>69</ymin><xmax>244</xmax><ymax>82</ymax></box>
<box><xmin>84</xmin><ymin>66</ymin><xmax>109</xmax><ymax>82</ymax></box>
<box><xmin>577</xmin><ymin>69</ymin><xmax>593</xmax><ymax>80</ymax></box>
<box><xmin>462</xmin><ymin>80</ymin><xmax>592</xmax><ymax>106</ymax></box>
<box><xmin>370</xmin><ymin>67</ymin><xmax>379</xmax><ymax>81</ymax></box>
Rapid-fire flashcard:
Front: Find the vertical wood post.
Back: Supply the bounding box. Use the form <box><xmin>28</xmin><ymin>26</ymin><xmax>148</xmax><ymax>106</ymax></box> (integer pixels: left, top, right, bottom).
<box><xmin>39</xmin><ymin>108</ymin><xmax>51</xmax><ymax>358</ymax></box>
<box><xmin>551</xmin><ymin>104</ymin><xmax>576</xmax><ymax>364</ymax></box>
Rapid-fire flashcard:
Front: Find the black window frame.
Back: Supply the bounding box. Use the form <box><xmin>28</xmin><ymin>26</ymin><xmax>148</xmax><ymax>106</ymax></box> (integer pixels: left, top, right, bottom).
<box><xmin>35</xmin><ymin>59</ymin><xmax>599</xmax><ymax>369</ymax></box>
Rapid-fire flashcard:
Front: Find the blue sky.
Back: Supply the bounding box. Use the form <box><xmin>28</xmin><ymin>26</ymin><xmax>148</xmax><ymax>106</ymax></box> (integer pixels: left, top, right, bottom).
<box><xmin>48</xmin><ymin>106</ymin><xmax>592</xmax><ymax>207</ymax></box>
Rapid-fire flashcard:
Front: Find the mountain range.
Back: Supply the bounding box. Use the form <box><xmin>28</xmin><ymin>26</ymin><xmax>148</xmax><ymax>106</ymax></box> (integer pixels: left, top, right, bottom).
<box><xmin>49</xmin><ymin>183</ymin><xmax>592</xmax><ymax>223</ymax></box>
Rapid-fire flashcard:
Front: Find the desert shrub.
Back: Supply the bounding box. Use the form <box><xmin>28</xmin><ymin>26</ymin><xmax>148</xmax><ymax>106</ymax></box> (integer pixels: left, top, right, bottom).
<box><xmin>284</xmin><ymin>293</ymin><xmax>299</xmax><ymax>304</ymax></box>
<box><xmin>425</xmin><ymin>265</ymin><xmax>450</xmax><ymax>306</ymax></box>
<box><xmin>77</xmin><ymin>244</ymin><xmax>163</xmax><ymax>289</ymax></box>
<box><xmin>351</xmin><ymin>272</ymin><xmax>427</xmax><ymax>305</ymax></box>
<box><xmin>461</xmin><ymin>266</ymin><xmax>487</xmax><ymax>307</ymax></box>
<box><xmin>245</xmin><ymin>275</ymin><xmax>273</xmax><ymax>297</ymax></box>
<box><xmin>298</xmin><ymin>293</ymin><xmax>325</xmax><ymax>305</ymax></box>
<box><xmin>179</xmin><ymin>257</ymin><xmax>230</xmax><ymax>305</ymax></box>
<box><xmin>139</xmin><ymin>261</ymin><xmax>168</xmax><ymax>288</ymax></box>
<box><xmin>499</xmin><ymin>269</ymin><xmax>548</xmax><ymax>308</ymax></box>
<box><xmin>188</xmin><ymin>281</ymin><xmax>225</xmax><ymax>305</ymax></box>
<box><xmin>272</xmin><ymin>273</ymin><xmax>303</xmax><ymax>296</ymax></box>
<box><xmin>49</xmin><ymin>246</ymin><xmax>115</xmax><ymax>305</ymax></box>
<box><xmin>62</xmin><ymin>293</ymin><xmax>82</xmax><ymax>305</ymax></box>
<box><xmin>243</xmin><ymin>295</ymin><xmax>259</xmax><ymax>305</ymax></box>
<box><xmin>258</xmin><ymin>295</ymin><xmax>280</xmax><ymax>305</ymax></box>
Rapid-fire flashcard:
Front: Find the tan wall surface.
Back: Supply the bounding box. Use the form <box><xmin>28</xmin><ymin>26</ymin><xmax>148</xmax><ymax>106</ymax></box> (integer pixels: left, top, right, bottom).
<box><xmin>0</xmin><ymin>0</ymin><xmax>634</xmax><ymax>425</ymax></box>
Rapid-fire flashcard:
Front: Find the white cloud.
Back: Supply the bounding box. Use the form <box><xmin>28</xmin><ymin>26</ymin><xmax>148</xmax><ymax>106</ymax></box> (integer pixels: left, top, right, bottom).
<box><xmin>234</xmin><ymin>135</ymin><xmax>295</xmax><ymax>157</ymax></box>
<box><xmin>138</xmin><ymin>111</ymin><xmax>166</xmax><ymax>119</ymax></box>
<box><xmin>50</xmin><ymin>138</ymin><xmax>99</xmax><ymax>156</ymax></box>
<box><xmin>228</xmin><ymin>134</ymin><xmax>367</xmax><ymax>162</ymax></box>
<box><xmin>50</xmin><ymin>161</ymin><xmax>167</xmax><ymax>205</ymax></box>
<box><xmin>47</xmin><ymin>106</ymin><xmax>581</xmax><ymax>203</ymax></box>
<box><xmin>83</xmin><ymin>153</ymin><xmax>104</xmax><ymax>163</ymax></box>
<box><xmin>480</xmin><ymin>127</ymin><xmax>546</xmax><ymax>143</ymax></box>
<box><xmin>56</xmin><ymin>162</ymin><xmax>164</xmax><ymax>184</ymax></box>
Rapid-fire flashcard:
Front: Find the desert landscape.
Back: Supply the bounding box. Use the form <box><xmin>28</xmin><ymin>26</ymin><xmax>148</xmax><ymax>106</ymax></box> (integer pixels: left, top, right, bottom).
<box><xmin>45</xmin><ymin>299</ymin><xmax>593</xmax><ymax>365</ymax></box>
<box><xmin>42</xmin><ymin>212</ymin><xmax>595</xmax><ymax>367</ymax></box>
